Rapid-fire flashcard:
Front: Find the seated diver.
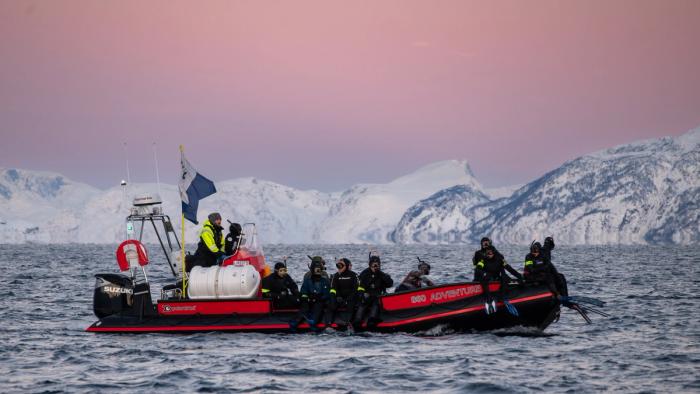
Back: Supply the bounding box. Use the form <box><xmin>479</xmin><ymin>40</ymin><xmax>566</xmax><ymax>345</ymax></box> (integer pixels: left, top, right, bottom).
<box><xmin>472</xmin><ymin>237</ymin><xmax>505</xmax><ymax>281</ymax></box>
<box><xmin>474</xmin><ymin>246</ymin><xmax>523</xmax><ymax>314</ymax></box>
<box><xmin>417</xmin><ymin>260</ymin><xmax>434</xmax><ymax>285</ymax></box>
<box><xmin>188</xmin><ymin>212</ymin><xmax>226</xmax><ymax>270</ymax></box>
<box><xmin>541</xmin><ymin>236</ymin><xmax>555</xmax><ymax>261</ymax></box>
<box><xmin>395</xmin><ymin>271</ymin><xmax>422</xmax><ymax>293</ymax></box>
<box><xmin>323</xmin><ymin>258</ymin><xmax>359</xmax><ymax>326</ymax></box>
<box><xmin>524</xmin><ymin>241</ymin><xmax>568</xmax><ymax>298</ymax></box>
<box><xmin>542</xmin><ymin>236</ymin><xmax>567</xmax><ymax>296</ymax></box>
<box><xmin>395</xmin><ymin>260</ymin><xmax>435</xmax><ymax>293</ymax></box>
<box><xmin>354</xmin><ymin>255</ymin><xmax>393</xmax><ymax>328</ymax></box>
<box><xmin>261</xmin><ymin>262</ymin><xmax>300</xmax><ymax>309</ymax></box>
<box><xmin>224</xmin><ymin>221</ymin><xmax>243</xmax><ymax>255</ymax></box>
<box><xmin>290</xmin><ymin>259</ymin><xmax>331</xmax><ymax>331</ymax></box>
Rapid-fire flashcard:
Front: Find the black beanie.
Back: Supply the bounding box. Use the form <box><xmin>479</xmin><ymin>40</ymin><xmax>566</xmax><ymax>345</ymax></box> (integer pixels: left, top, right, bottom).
<box><xmin>208</xmin><ymin>212</ymin><xmax>222</xmax><ymax>223</ymax></box>
<box><xmin>274</xmin><ymin>262</ymin><xmax>286</xmax><ymax>271</ymax></box>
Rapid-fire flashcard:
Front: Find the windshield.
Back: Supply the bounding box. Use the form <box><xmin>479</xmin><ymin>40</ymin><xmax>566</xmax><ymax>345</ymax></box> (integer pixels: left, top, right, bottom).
<box><xmin>239</xmin><ymin>223</ymin><xmax>263</xmax><ymax>256</ymax></box>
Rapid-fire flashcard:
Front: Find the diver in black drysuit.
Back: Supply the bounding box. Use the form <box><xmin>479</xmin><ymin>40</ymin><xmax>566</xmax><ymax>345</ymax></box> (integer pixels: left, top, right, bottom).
<box><xmin>324</xmin><ymin>258</ymin><xmax>360</xmax><ymax>325</ymax></box>
<box><xmin>525</xmin><ymin>239</ymin><xmax>568</xmax><ymax>297</ymax></box>
<box><xmin>261</xmin><ymin>262</ymin><xmax>300</xmax><ymax>309</ymax></box>
<box><xmin>354</xmin><ymin>256</ymin><xmax>393</xmax><ymax>328</ymax></box>
<box><xmin>224</xmin><ymin>222</ymin><xmax>242</xmax><ymax>255</ymax></box>
<box><xmin>472</xmin><ymin>237</ymin><xmax>505</xmax><ymax>281</ymax></box>
<box><xmin>474</xmin><ymin>246</ymin><xmax>523</xmax><ymax>303</ymax></box>
<box><xmin>541</xmin><ymin>236</ymin><xmax>555</xmax><ymax>262</ymax></box>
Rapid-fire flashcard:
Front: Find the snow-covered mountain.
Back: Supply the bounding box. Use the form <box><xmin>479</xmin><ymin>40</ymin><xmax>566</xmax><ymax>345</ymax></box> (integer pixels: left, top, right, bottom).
<box><xmin>0</xmin><ymin>175</ymin><xmax>335</xmax><ymax>245</ymax></box>
<box><xmin>0</xmin><ymin>160</ymin><xmax>478</xmax><ymax>244</ymax></box>
<box><xmin>315</xmin><ymin>160</ymin><xmax>483</xmax><ymax>243</ymax></box>
<box><xmin>389</xmin><ymin>185</ymin><xmax>495</xmax><ymax>244</ymax></box>
<box><xmin>2</xmin><ymin>128</ymin><xmax>698</xmax><ymax>245</ymax></box>
<box><xmin>0</xmin><ymin>168</ymin><xmax>101</xmax><ymax>243</ymax></box>
<box><xmin>392</xmin><ymin>127</ymin><xmax>700</xmax><ymax>245</ymax></box>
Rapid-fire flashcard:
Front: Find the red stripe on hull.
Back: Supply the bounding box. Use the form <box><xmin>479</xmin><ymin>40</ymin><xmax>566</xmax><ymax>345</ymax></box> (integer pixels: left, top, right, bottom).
<box><xmin>377</xmin><ymin>292</ymin><xmax>554</xmax><ymax>328</ymax></box>
<box><xmin>86</xmin><ymin>322</ymin><xmax>309</xmax><ymax>333</ymax></box>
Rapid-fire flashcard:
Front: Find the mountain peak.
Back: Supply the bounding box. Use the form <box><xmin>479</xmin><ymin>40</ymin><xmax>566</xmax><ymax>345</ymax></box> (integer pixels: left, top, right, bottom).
<box><xmin>676</xmin><ymin>125</ymin><xmax>700</xmax><ymax>150</ymax></box>
<box><xmin>389</xmin><ymin>160</ymin><xmax>480</xmax><ymax>190</ymax></box>
<box><xmin>393</xmin><ymin>128</ymin><xmax>700</xmax><ymax>245</ymax></box>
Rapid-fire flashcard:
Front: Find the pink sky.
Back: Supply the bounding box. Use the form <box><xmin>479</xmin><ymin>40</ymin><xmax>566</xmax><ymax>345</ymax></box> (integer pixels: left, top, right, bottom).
<box><xmin>1</xmin><ymin>0</ymin><xmax>699</xmax><ymax>190</ymax></box>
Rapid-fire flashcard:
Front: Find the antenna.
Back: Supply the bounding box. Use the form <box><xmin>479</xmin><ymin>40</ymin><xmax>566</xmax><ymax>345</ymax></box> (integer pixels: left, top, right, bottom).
<box><xmin>122</xmin><ymin>142</ymin><xmax>131</xmax><ymax>218</ymax></box>
<box><xmin>121</xmin><ymin>179</ymin><xmax>128</xmax><ymax>212</ymax></box>
<box><xmin>152</xmin><ymin>142</ymin><xmax>161</xmax><ymax>195</ymax></box>
<box><xmin>123</xmin><ymin>142</ymin><xmax>132</xmax><ymax>184</ymax></box>
<box><xmin>121</xmin><ymin>179</ymin><xmax>134</xmax><ymax>238</ymax></box>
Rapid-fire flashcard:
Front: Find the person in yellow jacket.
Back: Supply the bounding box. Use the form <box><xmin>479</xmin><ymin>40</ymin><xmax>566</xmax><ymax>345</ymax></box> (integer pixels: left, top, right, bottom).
<box><xmin>193</xmin><ymin>212</ymin><xmax>225</xmax><ymax>268</ymax></box>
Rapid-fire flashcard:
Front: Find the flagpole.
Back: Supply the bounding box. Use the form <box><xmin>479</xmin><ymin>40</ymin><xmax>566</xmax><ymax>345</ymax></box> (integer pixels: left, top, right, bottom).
<box><xmin>180</xmin><ymin>144</ymin><xmax>187</xmax><ymax>298</ymax></box>
<box><xmin>178</xmin><ymin>146</ymin><xmax>216</xmax><ymax>299</ymax></box>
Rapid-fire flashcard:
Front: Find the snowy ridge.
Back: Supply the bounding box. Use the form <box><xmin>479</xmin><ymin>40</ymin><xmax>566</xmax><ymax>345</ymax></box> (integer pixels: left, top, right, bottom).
<box><xmin>0</xmin><ymin>168</ymin><xmax>101</xmax><ymax>243</ymax></box>
<box><xmin>315</xmin><ymin>160</ymin><xmax>483</xmax><ymax>243</ymax></box>
<box><xmin>389</xmin><ymin>185</ymin><xmax>493</xmax><ymax>243</ymax></box>
<box><xmin>0</xmin><ymin>178</ymin><xmax>334</xmax><ymax>245</ymax></box>
<box><xmin>2</xmin><ymin>128</ymin><xmax>698</xmax><ymax>245</ymax></box>
<box><xmin>393</xmin><ymin>127</ymin><xmax>700</xmax><ymax>245</ymax></box>
<box><xmin>0</xmin><ymin>160</ymin><xmax>479</xmax><ymax>244</ymax></box>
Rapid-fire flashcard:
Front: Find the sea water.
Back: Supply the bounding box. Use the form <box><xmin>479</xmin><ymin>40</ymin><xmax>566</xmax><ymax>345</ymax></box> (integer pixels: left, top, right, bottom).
<box><xmin>1</xmin><ymin>244</ymin><xmax>698</xmax><ymax>393</ymax></box>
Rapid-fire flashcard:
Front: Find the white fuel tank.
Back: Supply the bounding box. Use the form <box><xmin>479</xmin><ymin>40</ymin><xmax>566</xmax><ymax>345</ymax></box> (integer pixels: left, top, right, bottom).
<box><xmin>187</xmin><ymin>264</ymin><xmax>261</xmax><ymax>299</ymax></box>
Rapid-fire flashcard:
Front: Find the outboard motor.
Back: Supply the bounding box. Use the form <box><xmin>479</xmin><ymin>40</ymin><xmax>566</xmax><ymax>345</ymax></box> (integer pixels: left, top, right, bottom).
<box><xmin>93</xmin><ymin>273</ymin><xmax>134</xmax><ymax>318</ymax></box>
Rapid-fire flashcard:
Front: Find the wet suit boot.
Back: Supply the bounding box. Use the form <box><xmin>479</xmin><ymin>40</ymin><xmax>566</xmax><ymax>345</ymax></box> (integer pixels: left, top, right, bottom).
<box><xmin>366</xmin><ymin>302</ymin><xmax>382</xmax><ymax>327</ymax></box>
<box><xmin>323</xmin><ymin>301</ymin><xmax>336</xmax><ymax>328</ymax></box>
<box><xmin>290</xmin><ymin>300</ymin><xmax>319</xmax><ymax>332</ymax></box>
<box><xmin>353</xmin><ymin>303</ymin><xmax>366</xmax><ymax>329</ymax></box>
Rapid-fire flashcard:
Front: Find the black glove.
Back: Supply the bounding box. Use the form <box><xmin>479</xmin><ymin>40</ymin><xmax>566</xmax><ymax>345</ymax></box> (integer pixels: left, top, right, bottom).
<box><xmin>215</xmin><ymin>251</ymin><xmax>225</xmax><ymax>259</ymax></box>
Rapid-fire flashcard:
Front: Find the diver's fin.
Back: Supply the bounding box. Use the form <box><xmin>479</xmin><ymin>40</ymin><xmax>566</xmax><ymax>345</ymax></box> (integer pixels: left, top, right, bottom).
<box><xmin>503</xmin><ymin>299</ymin><xmax>519</xmax><ymax>317</ymax></box>
<box><xmin>580</xmin><ymin>306</ymin><xmax>611</xmax><ymax>318</ymax></box>
<box><xmin>561</xmin><ymin>296</ymin><xmax>605</xmax><ymax>308</ymax></box>
<box><xmin>571</xmin><ymin>303</ymin><xmax>592</xmax><ymax>324</ymax></box>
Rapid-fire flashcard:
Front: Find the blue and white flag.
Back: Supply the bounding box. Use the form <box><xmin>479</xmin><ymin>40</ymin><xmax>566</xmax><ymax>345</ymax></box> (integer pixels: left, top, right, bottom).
<box><xmin>179</xmin><ymin>151</ymin><xmax>216</xmax><ymax>224</ymax></box>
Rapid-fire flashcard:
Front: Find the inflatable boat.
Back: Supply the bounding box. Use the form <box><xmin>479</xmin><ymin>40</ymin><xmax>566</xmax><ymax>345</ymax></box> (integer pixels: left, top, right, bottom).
<box><xmin>85</xmin><ymin>195</ymin><xmax>569</xmax><ymax>334</ymax></box>
<box><xmin>87</xmin><ymin>281</ymin><xmax>560</xmax><ymax>334</ymax></box>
